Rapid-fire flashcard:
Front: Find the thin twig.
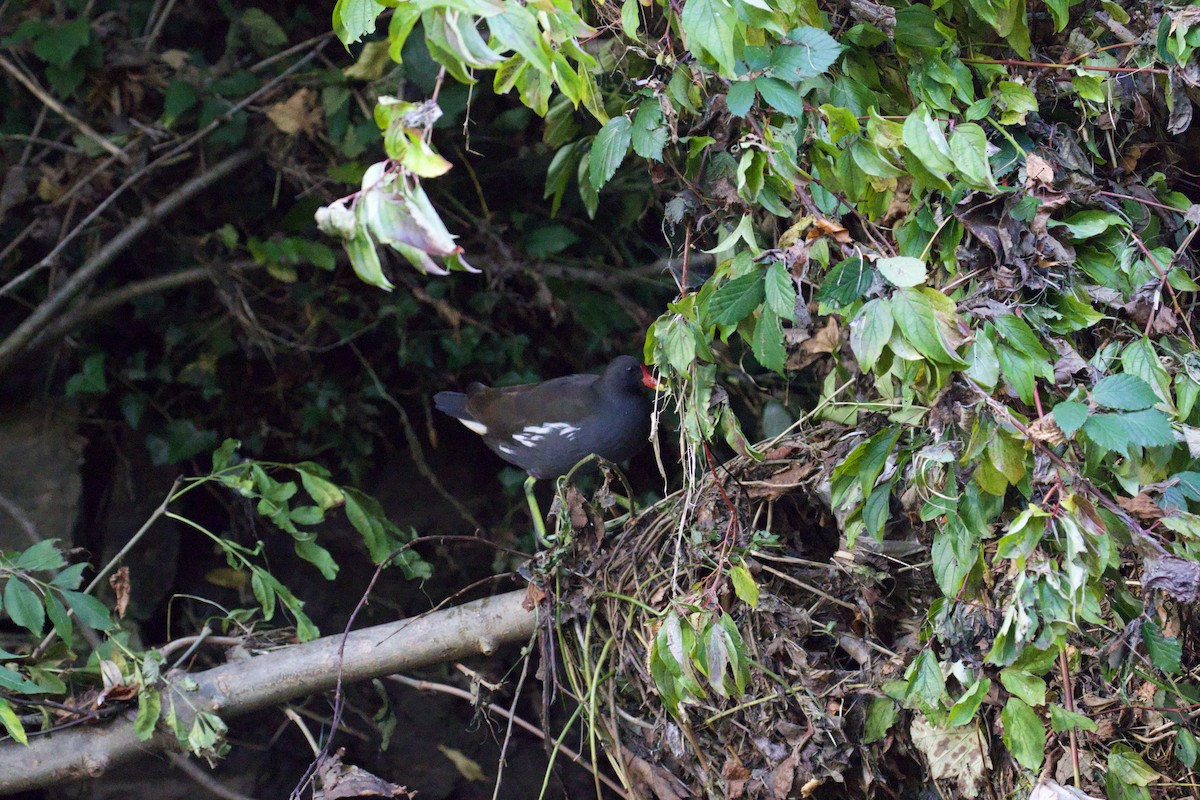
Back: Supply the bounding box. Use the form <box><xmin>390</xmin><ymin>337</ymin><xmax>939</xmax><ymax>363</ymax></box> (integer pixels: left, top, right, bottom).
<box><xmin>0</xmin><ymin>490</ymin><xmax>42</xmax><ymax>547</ymax></box>
<box><xmin>390</xmin><ymin>674</ymin><xmax>630</xmax><ymax>799</ymax></box>
<box><xmin>0</xmin><ymin>54</ymin><xmax>129</xmax><ymax>161</ymax></box>
<box><xmin>167</xmin><ymin>753</ymin><xmax>261</xmax><ymax>800</ymax></box>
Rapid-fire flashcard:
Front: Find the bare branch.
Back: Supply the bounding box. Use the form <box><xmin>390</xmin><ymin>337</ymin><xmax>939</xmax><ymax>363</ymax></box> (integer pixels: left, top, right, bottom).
<box><xmin>0</xmin><ymin>590</ymin><xmax>537</xmax><ymax>793</ymax></box>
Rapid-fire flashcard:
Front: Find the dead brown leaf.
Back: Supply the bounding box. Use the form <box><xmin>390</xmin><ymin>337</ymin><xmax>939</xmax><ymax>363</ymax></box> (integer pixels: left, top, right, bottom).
<box><xmin>808</xmin><ymin>218</ymin><xmax>852</xmax><ymax>244</ymax></box>
<box><xmin>1116</xmin><ymin>493</ymin><xmax>1165</xmax><ymax>522</ymax></box>
<box><xmin>1024</xmin><ymin>153</ymin><xmax>1055</xmax><ymax>189</ymax></box>
<box><xmin>801</xmin><ymin>318</ymin><xmax>840</xmax><ymax>356</ymax></box>
<box><xmin>110</xmin><ymin>565</ymin><xmax>131</xmax><ymax>619</ymax></box>
<box><xmin>266</xmin><ymin>88</ymin><xmax>321</xmax><ymax>137</ymax></box>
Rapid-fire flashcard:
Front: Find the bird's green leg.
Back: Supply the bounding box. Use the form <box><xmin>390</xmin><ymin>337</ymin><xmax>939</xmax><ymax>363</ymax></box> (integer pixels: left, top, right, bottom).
<box><xmin>525</xmin><ymin>475</ymin><xmax>553</xmax><ymax>547</ymax></box>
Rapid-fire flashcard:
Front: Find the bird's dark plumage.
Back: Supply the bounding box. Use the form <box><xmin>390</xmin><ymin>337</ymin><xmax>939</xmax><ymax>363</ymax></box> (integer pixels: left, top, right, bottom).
<box><xmin>434</xmin><ymin>355</ymin><xmax>654</xmax><ymax>479</ymax></box>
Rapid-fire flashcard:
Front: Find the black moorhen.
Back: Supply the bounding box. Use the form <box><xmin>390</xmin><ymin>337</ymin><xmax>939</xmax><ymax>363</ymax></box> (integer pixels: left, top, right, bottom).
<box><xmin>434</xmin><ymin>355</ymin><xmax>658</xmax><ymax>540</ymax></box>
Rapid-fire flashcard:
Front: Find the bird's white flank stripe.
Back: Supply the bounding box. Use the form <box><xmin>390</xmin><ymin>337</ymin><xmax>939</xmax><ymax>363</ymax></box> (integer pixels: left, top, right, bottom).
<box><xmin>498</xmin><ymin>443</ymin><xmax>515</xmax><ymax>455</ymax></box>
<box><xmin>459</xmin><ymin>419</ymin><xmax>488</xmax><ymax>435</ymax></box>
<box><xmin>511</xmin><ymin>422</ymin><xmax>579</xmax><ymax>448</ymax></box>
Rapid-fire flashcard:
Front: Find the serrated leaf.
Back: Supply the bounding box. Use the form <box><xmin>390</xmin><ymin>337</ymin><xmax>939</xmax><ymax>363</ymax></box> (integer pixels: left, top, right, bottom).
<box><xmin>45</xmin><ymin>590</ymin><xmax>73</xmax><ymax>648</ymax></box>
<box><xmin>60</xmin><ymin>589</ymin><xmax>115</xmax><ymax>631</ymax></box>
<box><xmin>332</xmin><ymin>0</ymin><xmax>386</xmax><ymax>45</ymax></box>
<box><xmin>764</xmin><ymin>261</ymin><xmax>798</xmax><ymax>319</ymax></box>
<box><xmin>632</xmin><ymin>101</ymin><xmax>668</xmax><ymax>160</ymax></box>
<box><xmin>14</xmin><ymin>539</ymin><xmax>65</xmax><ymax>572</ymax></box>
<box><xmin>489</xmin><ymin>5</ymin><xmax>552</xmax><ymax>74</ymax></box>
<box><xmin>877</xmin><ymin>256</ymin><xmax>927</xmax><ymax>287</ymax></box>
<box><xmin>681</xmin><ymin>0</ymin><xmax>737</xmax><ymax>75</ymax></box>
<box><xmin>1093</xmin><ymin>374</ymin><xmax>1159</xmax><ymax>410</ymax></box>
<box><xmin>1120</xmin><ymin>409</ymin><xmax>1175</xmax><ymax>448</ymax></box>
<box><xmin>769</xmin><ymin>27</ymin><xmax>842</xmax><ymax>81</ymax></box>
<box><xmin>1142</xmin><ymin>620</ymin><xmax>1182</xmax><ymax>674</ymax></box>
<box><xmin>709</xmin><ymin>271</ymin><xmax>765</xmax><ymax>325</ymax></box>
<box><xmin>730</xmin><ymin>561</ymin><xmax>759</xmax><ymax>607</ymax></box>
<box><xmin>588</xmin><ymin>116</ymin><xmax>632</xmax><ymax>190</ymax></box>
<box><xmin>752</xmin><ymin>308</ymin><xmax>786</xmax><ymax>373</ymax></box>
<box><xmin>817</xmin><ymin>256</ymin><xmax>872</xmax><ymax>308</ymax></box>
<box><xmin>1083</xmin><ymin>413</ymin><xmax>1131</xmax><ymax>454</ymax></box>
<box><xmin>1001</xmin><ymin>697</ymin><xmax>1046</xmax><ymax>771</ymax></box>
<box><xmin>1053</xmin><ymin>401</ymin><xmax>1089</xmax><ymax>437</ymax></box>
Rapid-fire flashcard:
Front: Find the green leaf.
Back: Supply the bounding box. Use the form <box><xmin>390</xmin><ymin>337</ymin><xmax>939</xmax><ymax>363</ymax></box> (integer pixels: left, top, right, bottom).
<box><xmin>1049</xmin><ymin>704</ymin><xmax>1098</xmax><ymax>733</ymax></box>
<box><xmin>730</xmin><ymin>561</ymin><xmax>759</xmax><ymax>608</ymax></box>
<box><xmin>1083</xmin><ymin>413</ymin><xmax>1132</xmax><ymax>454</ymax></box>
<box><xmin>1108</xmin><ymin>743</ymin><xmax>1161</xmax><ymax>787</ymax></box>
<box><xmin>947</xmin><ymin>677</ymin><xmax>990</xmax><ymax>726</ymax></box>
<box><xmin>14</xmin><ymin>539</ymin><xmax>65</xmax><ymax>572</ymax></box>
<box><xmin>162</xmin><ymin>80</ymin><xmax>199</xmax><ymax>126</ymax></box>
<box><xmin>489</xmin><ymin>4</ymin><xmax>552</xmax><ymax>74</ymax></box>
<box><xmin>907</xmin><ymin>650</ymin><xmax>947</xmax><ymax>707</ymax></box>
<box><xmin>999</xmin><ymin>668</ymin><xmax>1045</xmax><ymax>706</ymax></box>
<box><xmin>1142</xmin><ymin>620</ymin><xmax>1182</xmax><ymax>674</ymax></box>
<box><xmin>65</xmin><ymin>353</ymin><xmax>107</xmax><ymax>396</ymax></box>
<box><xmin>1053</xmin><ymin>401</ymin><xmax>1089</xmax><ymax>438</ymax></box>
<box><xmin>45</xmin><ymin>590</ymin><xmax>73</xmax><ymax>648</ymax></box>
<box><xmin>297</xmin><ymin>465</ymin><xmax>346</xmax><ymax>510</ymax></box>
<box><xmin>632</xmin><ymin>101</ymin><xmax>668</xmax><ymax>160</ymax></box>
<box><xmin>893</xmin><ymin>5</ymin><xmax>946</xmax><ymax>48</ymax></box>
<box><xmin>965</xmin><ymin>326</ymin><xmax>1000</xmax><ymax>390</ymax></box>
<box><xmin>992</xmin><ymin>314</ymin><xmax>1050</xmax><ymax>361</ymax></box>
<box><xmin>890</xmin><ymin>288</ymin><xmax>966</xmax><ymax>366</ymax></box>
<box><xmin>753</xmin><ymin>77</ymin><xmax>805</xmax><ymax>117</ymax></box>
<box><xmin>332</xmin><ymin>0</ymin><xmax>386</xmax><ymax>45</ymax></box>
<box><xmin>1001</xmin><ymin>697</ymin><xmax>1045</xmax><ymax>771</ymax></box>
<box><xmin>709</xmin><ymin>272</ymin><xmax>765</xmax><ymax>325</ymax></box>
<box><xmin>588</xmin><ymin>116</ymin><xmax>633</xmax><ymax>190</ymax></box>
<box><xmin>849</xmin><ymin>298</ymin><xmax>893</xmax><ymax>373</ymax></box>
<box><xmin>817</xmin><ymin>256</ymin><xmax>872</xmax><ymax>309</ymax></box>
<box><xmin>903</xmin><ymin>104</ymin><xmax>955</xmax><ymax>175</ymax></box>
<box><xmin>1177</xmin><ymin>728</ymin><xmax>1199</xmax><ymax>769</ymax></box>
<box><xmin>769</xmin><ymin>27</ymin><xmax>842</xmax><ymax>81</ymax></box>
<box><xmin>862</xmin><ymin>697</ymin><xmax>900</xmax><ymax>743</ymax></box>
<box><xmin>0</xmin><ymin>698</ymin><xmax>27</xmax><ymax>745</ymax></box>
<box><xmin>1093</xmin><ymin>374</ymin><xmax>1160</xmax><ymax>410</ymax></box>
<box><xmin>0</xmin><ymin>665</ymin><xmax>45</xmax><ymax>694</ymax></box>
<box><xmin>877</xmin><ymin>256</ymin><xmax>927</xmax><ymax>288</ymax></box>
<box><xmin>996</xmin><ymin>81</ymin><xmax>1038</xmax><ymax>125</ymax></box>
<box><xmin>4</xmin><ymin>578</ymin><xmax>44</xmax><ymax>635</ymax></box>
<box><xmin>1049</xmin><ymin>210</ymin><xmax>1127</xmax><ymax>240</ymax></box>
<box><xmin>1121</xmin><ymin>409</ymin><xmax>1175</xmax><ymax>449</ymax></box>
<box><xmin>949</xmin><ymin>123</ymin><xmax>1000</xmax><ymax>192</ymax></box>
<box><xmin>752</xmin><ymin>308</ymin><xmax>786</xmax><ymax>373</ymax></box>
<box><xmin>60</xmin><ymin>589</ymin><xmax>115</xmax><ymax>631</ymax></box>
<box><xmin>764</xmin><ymin>261</ymin><xmax>798</xmax><ymax>319</ymax></box>
<box><xmin>726</xmin><ymin>81</ymin><xmax>756</xmax><ymax>117</ymax></box>
<box><xmin>1122</xmin><ymin>338</ymin><xmax>1174</xmax><ymax>410</ymax></box>
<box><xmin>135</xmin><ymin>689</ymin><xmax>162</xmax><ymax>741</ymax></box>
<box><xmin>681</xmin><ymin>0</ymin><xmax>738</xmax><ymax>75</ymax></box>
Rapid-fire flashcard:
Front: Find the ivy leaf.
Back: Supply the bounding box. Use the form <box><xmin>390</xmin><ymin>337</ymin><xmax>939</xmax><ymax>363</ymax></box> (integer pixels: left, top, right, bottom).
<box><xmin>769</xmin><ymin>27</ymin><xmax>842</xmax><ymax>81</ymax></box>
<box><xmin>1052</xmin><ymin>401</ymin><xmax>1089</xmax><ymax>438</ymax></box>
<box><xmin>1093</xmin><ymin>374</ymin><xmax>1159</xmax><ymax>411</ymax></box>
<box><xmin>1001</xmin><ymin>697</ymin><xmax>1045</xmax><ymax>771</ymax></box>
<box><xmin>752</xmin><ymin>308</ymin><xmax>786</xmax><ymax>373</ymax></box>
<box><xmin>588</xmin><ymin>116</ymin><xmax>632</xmax><ymax>189</ymax></box>
<box><xmin>681</xmin><ymin>0</ymin><xmax>737</xmax><ymax>75</ymax></box>
<box><xmin>632</xmin><ymin>101</ymin><xmax>668</xmax><ymax>160</ymax></box>
<box><xmin>709</xmin><ymin>272</ymin><xmax>765</xmax><ymax>325</ymax></box>
<box><xmin>764</xmin><ymin>260</ymin><xmax>798</xmax><ymax>319</ymax></box>
<box><xmin>877</xmin><ymin>256</ymin><xmax>927</xmax><ymax>288</ymax></box>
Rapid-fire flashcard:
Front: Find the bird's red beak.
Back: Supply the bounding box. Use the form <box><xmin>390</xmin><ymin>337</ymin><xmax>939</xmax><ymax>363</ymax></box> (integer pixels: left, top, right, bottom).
<box><xmin>641</xmin><ymin>364</ymin><xmax>660</xmax><ymax>389</ymax></box>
